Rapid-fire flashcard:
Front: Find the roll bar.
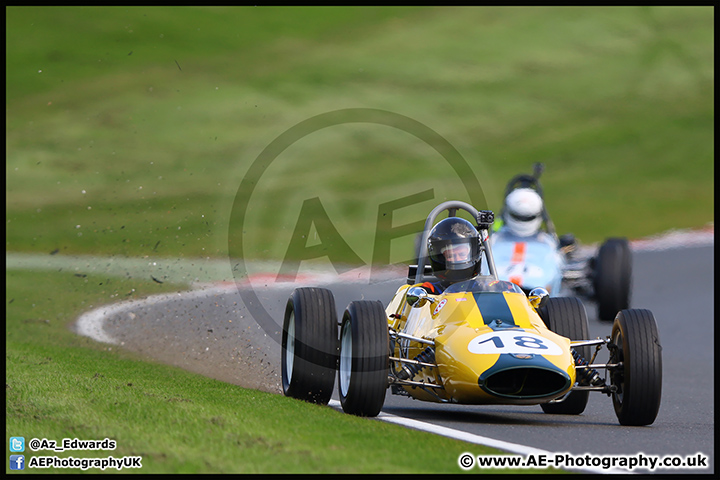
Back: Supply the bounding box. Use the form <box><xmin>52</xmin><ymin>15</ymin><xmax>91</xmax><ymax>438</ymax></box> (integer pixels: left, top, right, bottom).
<box><xmin>414</xmin><ymin>201</ymin><xmax>498</xmax><ymax>284</ymax></box>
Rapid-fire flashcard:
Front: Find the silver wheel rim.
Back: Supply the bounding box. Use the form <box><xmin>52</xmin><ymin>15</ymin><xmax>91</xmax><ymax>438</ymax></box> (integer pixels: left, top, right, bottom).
<box><xmin>339</xmin><ymin>321</ymin><xmax>352</xmax><ymax>397</ymax></box>
<box><xmin>285</xmin><ymin>312</ymin><xmax>295</xmax><ymax>384</ymax></box>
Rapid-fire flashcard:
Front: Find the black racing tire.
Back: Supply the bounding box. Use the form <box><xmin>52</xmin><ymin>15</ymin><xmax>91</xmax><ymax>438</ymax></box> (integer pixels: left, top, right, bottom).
<box><xmin>610</xmin><ymin>309</ymin><xmax>662</xmax><ymax>426</ymax></box>
<box><xmin>538</xmin><ymin>297</ymin><xmax>590</xmax><ymax>415</ymax></box>
<box><xmin>594</xmin><ymin>238</ymin><xmax>632</xmax><ymax>321</ymax></box>
<box><xmin>281</xmin><ymin>287</ymin><xmax>338</xmax><ymax>405</ymax></box>
<box><xmin>338</xmin><ymin>300</ymin><xmax>389</xmax><ymax>417</ymax></box>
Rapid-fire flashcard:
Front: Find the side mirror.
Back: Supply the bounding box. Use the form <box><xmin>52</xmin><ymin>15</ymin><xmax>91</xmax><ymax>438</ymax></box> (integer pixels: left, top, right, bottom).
<box><xmin>406</xmin><ymin>286</ymin><xmax>431</xmax><ymax>308</ymax></box>
<box><xmin>528</xmin><ymin>287</ymin><xmax>549</xmax><ymax>309</ymax></box>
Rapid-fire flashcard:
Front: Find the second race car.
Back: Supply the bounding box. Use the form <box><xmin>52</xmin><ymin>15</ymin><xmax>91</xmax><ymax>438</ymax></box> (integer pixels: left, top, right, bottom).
<box><xmin>490</xmin><ymin>163</ymin><xmax>633</xmax><ymax>321</ymax></box>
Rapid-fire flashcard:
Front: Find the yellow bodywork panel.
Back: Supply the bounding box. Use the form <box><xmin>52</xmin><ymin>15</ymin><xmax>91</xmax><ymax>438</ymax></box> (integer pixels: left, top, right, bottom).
<box><xmin>386</xmin><ymin>284</ymin><xmax>576</xmax><ymax>405</ymax></box>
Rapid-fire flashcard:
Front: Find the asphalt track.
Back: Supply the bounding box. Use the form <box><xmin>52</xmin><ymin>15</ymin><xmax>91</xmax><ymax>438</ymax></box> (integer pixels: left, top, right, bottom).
<box><xmin>58</xmin><ymin>240</ymin><xmax>713</xmax><ymax>474</ymax></box>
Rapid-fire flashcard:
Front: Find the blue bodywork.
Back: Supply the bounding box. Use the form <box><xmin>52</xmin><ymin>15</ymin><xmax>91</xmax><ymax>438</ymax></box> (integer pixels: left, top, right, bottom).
<box><xmin>489</xmin><ymin>228</ymin><xmax>564</xmax><ymax>295</ymax></box>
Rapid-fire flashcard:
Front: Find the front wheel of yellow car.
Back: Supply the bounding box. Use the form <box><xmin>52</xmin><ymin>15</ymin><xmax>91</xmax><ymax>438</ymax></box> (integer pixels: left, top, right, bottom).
<box><xmin>610</xmin><ymin>309</ymin><xmax>662</xmax><ymax>426</ymax></box>
<box><xmin>338</xmin><ymin>300</ymin><xmax>389</xmax><ymax>417</ymax></box>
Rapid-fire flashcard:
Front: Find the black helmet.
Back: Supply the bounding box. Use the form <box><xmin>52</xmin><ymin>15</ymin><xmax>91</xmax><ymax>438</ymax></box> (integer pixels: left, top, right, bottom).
<box><xmin>427</xmin><ymin>217</ymin><xmax>482</xmax><ymax>284</ymax></box>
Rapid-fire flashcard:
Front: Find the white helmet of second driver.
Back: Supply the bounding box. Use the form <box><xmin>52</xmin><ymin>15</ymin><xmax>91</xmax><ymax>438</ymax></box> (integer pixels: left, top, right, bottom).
<box><xmin>504</xmin><ymin>188</ymin><xmax>543</xmax><ymax>237</ymax></box>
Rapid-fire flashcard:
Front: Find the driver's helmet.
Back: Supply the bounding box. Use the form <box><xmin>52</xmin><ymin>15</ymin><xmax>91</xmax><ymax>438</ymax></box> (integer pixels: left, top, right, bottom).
<box><xmin>427</xmin><ymin>217</ymin><xmax>482</xmax><ymax>284</ymax></box>
<box><xmin>504</xmin><ymin>188</ymin><xmax>543</xmax><ymax>237</ymax></box>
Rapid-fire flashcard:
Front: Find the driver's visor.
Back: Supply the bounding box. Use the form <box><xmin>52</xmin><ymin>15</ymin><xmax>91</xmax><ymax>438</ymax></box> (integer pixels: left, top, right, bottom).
<box><xmin>441</xmin><ymin>243</ymin><xmax>472</xmax><ymax>263</ymax></box>
<box><xmin>509</xmin><ymin>212</ymin><xmax>540</xmax><ymax>222</ymax></box>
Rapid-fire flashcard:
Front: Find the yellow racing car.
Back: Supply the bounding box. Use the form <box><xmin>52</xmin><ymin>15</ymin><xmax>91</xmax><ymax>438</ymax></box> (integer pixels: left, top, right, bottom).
<box><xmin>281</xmin><ymin>201</ymin><xmax>662</xmax><ymax>426</ymax></box>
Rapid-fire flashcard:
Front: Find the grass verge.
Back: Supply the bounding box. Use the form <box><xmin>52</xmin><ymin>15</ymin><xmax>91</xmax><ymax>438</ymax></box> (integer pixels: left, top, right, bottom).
<box><xmin>6</xmin><ymin>6</ymin><xmax>714</xmax><ymax>262</ymax></box>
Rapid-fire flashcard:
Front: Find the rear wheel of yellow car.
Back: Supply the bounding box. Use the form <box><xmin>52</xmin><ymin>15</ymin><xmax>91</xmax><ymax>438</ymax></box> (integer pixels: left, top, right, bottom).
<box><xmin>538</xmin><ymin>297</ymin><xmax>590</xmax><ymax>415</ymax></box>
<box><xmin>610</xmin><ymin>309</ymin><xmax>662</xmax><ymax>426</ymax></box>
<box><xmin>338</xmin><ymin>300</ymin><xmax>389</xmax><ymax>417</ymax></box>
<box><xmin>281</xmin><ymin>287</ymin><xmax>338</xmax><ymax>404</ymax></box>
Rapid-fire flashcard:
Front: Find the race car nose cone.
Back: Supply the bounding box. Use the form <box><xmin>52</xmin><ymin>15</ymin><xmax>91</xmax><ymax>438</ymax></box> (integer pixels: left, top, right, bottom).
<box><xmin>479</xmin><ymin>360</ymin><xmax>571</xmax><ymax>400</ymax></box>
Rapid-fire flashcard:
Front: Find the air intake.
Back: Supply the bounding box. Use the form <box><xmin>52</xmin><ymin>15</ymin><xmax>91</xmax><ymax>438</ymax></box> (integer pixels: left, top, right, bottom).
<box><xmin>481</xmin><ymin>367</ymin><xmax>570</xmax><ymax>399</ymax></box>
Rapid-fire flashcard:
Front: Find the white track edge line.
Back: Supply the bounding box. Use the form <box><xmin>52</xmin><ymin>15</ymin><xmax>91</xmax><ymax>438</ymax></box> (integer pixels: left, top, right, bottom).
<box><xmin>327</xmin><ymin>400</ymin><xmax>629</xmax><ymax>474</ymax></box>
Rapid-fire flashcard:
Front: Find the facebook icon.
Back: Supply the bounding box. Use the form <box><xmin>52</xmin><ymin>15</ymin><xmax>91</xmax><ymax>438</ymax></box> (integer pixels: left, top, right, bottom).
<box><xmin>10</xmin><ymin>455</ymin><xmax>25</xmax><ymax>470</ymax></box>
